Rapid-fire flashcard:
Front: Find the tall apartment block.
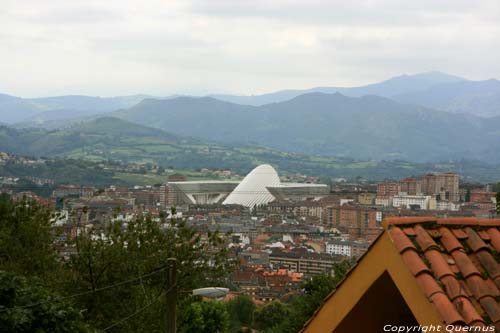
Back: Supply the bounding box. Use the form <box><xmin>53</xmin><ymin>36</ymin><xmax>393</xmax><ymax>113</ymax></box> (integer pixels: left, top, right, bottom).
<box><xmin>421</xmin><ymin>173</ymin><xmax>459</xmax><ymax>202</ymax></box>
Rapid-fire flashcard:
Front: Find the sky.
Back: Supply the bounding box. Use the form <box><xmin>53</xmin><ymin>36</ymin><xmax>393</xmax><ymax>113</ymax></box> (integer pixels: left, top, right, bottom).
<box><xmin>1</xmin><ymin>0</ymin><xmax>499</xmax><ymax>97</ymax></box>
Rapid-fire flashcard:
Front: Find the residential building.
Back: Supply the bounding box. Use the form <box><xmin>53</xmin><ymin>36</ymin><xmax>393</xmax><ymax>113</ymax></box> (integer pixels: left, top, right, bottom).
<box><xmin>269</xmin><ymin>250</ymin><xmax>343</xmax><ymax>277</ymax></box>
<box><xmin>358</xmin><ymin>192</ymin><xmax>376</xmax><ymax>205</ymax></box>
<box><xmin>326</xmin><ymin>240</ymin><xmax>351</xmax><ymax>257</ymax></box>
<box><xmin>392</xmin><ymin>194</ymin><xmax>432</xmax><ymax>210</ymax></box>
<box><xmin>421</xmin><ymin>173</ymin><xmax>459</xmax><ymax>202</ymax></box>
<box><xmin>324</xmin><ymin>203</ymin><xmax>382</xmax><ymax>241</ymax></box>
<box><xmin>470</xmin><ymin>189</ymin><xmax>496</xmax><ymax>203</ymax></box>
<box><xmin>376</xmin><ymin>182</ymin><xmax>401</xmax><ymax>199</ymax></box>
<box><xmin>399</xmin><ymin>177</ymin><xmax>421</xmax><ymax>195</ymax></box>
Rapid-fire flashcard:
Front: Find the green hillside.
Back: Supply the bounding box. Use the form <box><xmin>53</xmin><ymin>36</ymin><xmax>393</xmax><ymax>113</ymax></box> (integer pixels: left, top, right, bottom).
<box><xmin>115</xmin><ymin>93</ymin><xmax>500</xmax><ymax>163</ymax></box>
<box><xmin>1</xmin><ymin>117</ymin><xmax>500</xmax><ymax>182</ymax></box>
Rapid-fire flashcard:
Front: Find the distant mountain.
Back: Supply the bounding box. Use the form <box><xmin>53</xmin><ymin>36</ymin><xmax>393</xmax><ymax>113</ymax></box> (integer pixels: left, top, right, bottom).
<box><xmin>0</xmin><ymin>94</ymin><xmax>152</xmax><ymax>124</ymax></box>
<box><xmin>210</xmin><ymin>71</ymin><xmax>465</xmax><ymax>106</ymax></box>
<box><xmin>2</xmin><ymin>116</ymin><xmax>500</xmax><ymax>182</ymax></box>
<box><xmin>29</xmin><ymin>95</ymin><xmax>151</xmax><ymax>112</ymax></box>
<box><xmin>0</xmin><ymin>93</ymin><xmax>42</xmax><ymax>123</ymax></box>
<box><xmin>0</xmin><ymin>117</ymin><xmax>178</xmax><ymax>155</ymax></box>
<box><xmin>115</xmin><ymin>92</ymin><xmax>500</xmax><ymax>163</ymax></box>
<box><xmin>393</xmin><ymin>79</ymin><xmax>500</xmax><ymax>117</ymax></box>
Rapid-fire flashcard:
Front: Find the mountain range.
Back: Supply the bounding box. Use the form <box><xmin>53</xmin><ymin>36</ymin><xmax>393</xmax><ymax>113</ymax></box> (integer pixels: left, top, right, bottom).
<box><xmin>1</xmin><ymin>71</ymin><xmax>500</xmax><ymax>167</ymax></box>
<box><xmin>2</xmin><ymin>71</ymin><xmax>500</xmax><ymax>125</ymax></box>
<box><xmin>2</xmin><ymin>116</ymin><xmax>500</xmax><ymax>182</ymax></box>
<box><xmin>0</xmin><ymin>93</ymin><xmax>152</xmax><ymax>124</ymax></box>
<box><xmin>114</xmin><ymin>92</ymin><xmax>500</xmax><ymax>163</ymax></box>
<box><xmin>210</xmin><ymin>71</ymin><xmax>465</xmax><ymax>106</ymax></box>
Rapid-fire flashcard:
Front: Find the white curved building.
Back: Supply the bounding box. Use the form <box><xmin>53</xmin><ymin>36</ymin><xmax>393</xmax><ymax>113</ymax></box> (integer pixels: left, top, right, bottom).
<box><xmin>222</xmin><ymin>164</ymin><xmax>280</xmax><ymax>208</ymax></box>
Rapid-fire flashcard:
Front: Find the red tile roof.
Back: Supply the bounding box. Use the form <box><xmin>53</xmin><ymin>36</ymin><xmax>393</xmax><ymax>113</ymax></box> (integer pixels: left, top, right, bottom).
<box><xmin>387</xmin><ymin>217</ymin><xmax>500</xmax><ymax>330</ymax></box>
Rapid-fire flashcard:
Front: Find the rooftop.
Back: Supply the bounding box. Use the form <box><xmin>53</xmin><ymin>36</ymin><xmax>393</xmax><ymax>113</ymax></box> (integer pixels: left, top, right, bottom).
<box><xmin>386</xmin><ymin>217</ymin><xmax>500</xmax><ymax>329</ymax></box>
<box><xmin>302</xmin><ymin>216</ymin><xmax>500</xmax><ymax>332</ymax></box>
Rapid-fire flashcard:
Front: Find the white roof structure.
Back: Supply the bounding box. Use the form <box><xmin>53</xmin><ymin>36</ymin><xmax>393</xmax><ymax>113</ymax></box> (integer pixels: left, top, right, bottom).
<box><xmin>222</xmin><ymin>164</ymin><xmax>280</xmax><ymax>208</ymax></box>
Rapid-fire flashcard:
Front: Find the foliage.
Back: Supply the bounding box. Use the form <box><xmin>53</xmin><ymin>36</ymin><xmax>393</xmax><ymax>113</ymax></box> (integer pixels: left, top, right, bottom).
<box><xmin>3</xmin><ymin>117</ymin><xmax>500</xmax><ymax>183</ymax></box>
<box><xmin>0</xmin><ymin>197</ymin><xmax>236</xmax><ymax>331</ymax></box>
<box><xmin>178</xmin><ymin>299</ymin><xmax>229</xmax><ymax>333</ymax></box>
<box><xmin>226</xmin><ymin>294</ymin><xmax>256</xmax><ymax>332</ymax></box>
<box><xmin>272</xmin><ymin>258</ymin><xmax>356</xmax><ymax>332</ymax></box>
<box><xmin>0</xmin><ymin>194</ymin><xmax>59</xmax><ymax>283</ymax></box>
<box><xmin>253</xmin><ymin>301</ymin><xmax>290</xmax><ymax>332</ymax></box>
<box><xmin>63</xmin><ymin>210</ymin><xmax>236</xmax><ymax>331</ymax></box>
<box><xmin>0</xmin><ymin>271</ymin><xmax>90</xmax><ymax>333</ymax></box>
<box><xmin>465</xmin><ymin>189</ymin><xmax>471</xmax><ymax>202</ymax></box>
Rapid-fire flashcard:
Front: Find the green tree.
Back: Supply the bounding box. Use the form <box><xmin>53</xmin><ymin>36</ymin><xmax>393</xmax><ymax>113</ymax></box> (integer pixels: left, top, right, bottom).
<box><xmin>178</xmin><ymin>299</ymin><xmax>229</xmax><ymax>333</ymax></box>
<box><xmin>226</xmin><ymin>294</ymin><xmax>256</xmax><ymax>332</ymax></box>
<box><xmin>253</xmin><ymin>301</ymin><xmax>291</xmax><ymax>332</ymax></box>
<box><xmin>275</xmin><ymin>258</ymin><xmax>356</xmax><ymax>332</ymax></box>
<box><xmin>0</xmin><ymin>271</ymin><xmax>90</xmax><ymax>333</ymax></box>
<box><xmin>465</xmin><ymin>189</ymin><xmax>471</xmax><ymax>202</ymax></box>
<box><xmin>64</xmin><ymin>210</ymin><xmax>236</xmax><ymax>331</ymax></box>
<box><xmin>0</xmin><ymin>194</ymin><xmax>59</xmax><ymax>283</ymax></box>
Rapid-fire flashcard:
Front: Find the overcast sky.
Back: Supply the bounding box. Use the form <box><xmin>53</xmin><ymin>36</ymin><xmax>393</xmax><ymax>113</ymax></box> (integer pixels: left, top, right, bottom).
<box><xmin>1</xmin><ymin>0</ymin><xmax>499</xmax><ymax>97</ymax></box>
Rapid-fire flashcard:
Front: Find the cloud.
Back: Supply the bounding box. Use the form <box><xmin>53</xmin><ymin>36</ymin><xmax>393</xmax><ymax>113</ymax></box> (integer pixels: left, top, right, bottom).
<box><xmin>0</xmin><ymin>0</ymin><xmax>499</xmax><ymax>97</ymax></box>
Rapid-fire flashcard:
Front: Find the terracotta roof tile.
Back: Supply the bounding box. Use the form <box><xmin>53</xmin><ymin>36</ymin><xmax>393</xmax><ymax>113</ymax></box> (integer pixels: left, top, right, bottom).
<box><xmin>452</xmin><ymin>250</ymin><xmax>481</xmax><ymax>278</ymax></box>
<box><xmin>425</xmin><ymin>249</ymin><xmax>454</xmax><ymax>279</ymax></box>
<box><xmin>414</xmin><ymin>225</ymin><xmax>439</xmax><ymax>251</ymax></box>
<box><xmin>452</xmin><ymin>228</ymin><xmax>469</xmax><ymax>240</ymax></box>
<box><xmin>386</xmin><ymin>217</ymin><xmax>500</xmax><ymax>329</ymax></box>
<box><xmin>487</xmin><ymin>228</ymin><xmax>500</xmax><ymax>252</ymax></box>
<box><xmin>465</xmin><ymin>228</ymin><xmax>489</xmax><ymax>252</ymax></box>
<box><xmin>466</xmin><ymin>275</ymin><xmax>493</xmax><ymax>300</ymax></box>
<box><xmin>402</xmin><ymin>227</ymin><xmax>416</xmax><ymax>236</ymax></box>
<box><xmin>452</xmin><ymin>296</ymin><xmax>485</xmax><ymax>325</ymax></box>
<box><xmin>385</xmin><ymin>216</ymin><xmax>436</xmax><ymax>225</ymax></box>
<box><xmin>494</xmin><ymin>276</ymin><xmax>500</xmax><ymax>291</ymax></box>
<box><xmin>459</xmin><ymin>280</ymin><xmax>473</xmax><ymax>297</ymax></box>
<box><xmin>478</xmin><ymin>219</ymin><xmax>500</xmax><ymax>227</ymax></box>
<box><xmin>430</xmin><ymin>292</ymin><xmax>465</xmax><ymax>324</ymax></box>
<box><xmin>485</xmin><ymin>279</ymin><xmax>500</xmax><ymax>297</ymax></box>
<box><xmin>415</xmin><ymin>273</ymin><xmax>442</xmax><ymax>298</ymax></box>
<box><xmin>477</xmin><ymin>230</ymin><xmax>491</xmax><ymax>241</ymax></box>
<box><xmin>428</xmin><ymin>229</ymin><xmax>441</xmax><ymax>238</ymax></box>
<box><xmin>441</xmin><ymin>275</ymin><xmax>468</xmax><ymax>300</ymax></box>
<box><xmin>479</xmin><ymin>296</ymin><xmax>500</xmax><ymax>323</ymax></box>
<box><xmin>388</xmin><ymin>227</ymin><xmax>416</xmax><ymax>253</ymax></box>
<box><xmin>475</xmin><ymin>250</ymin><xmax>500</xmax><ymax>280</ymax></box>
<box><xmin>440</xmin><ymin>228</ymin><xmax>464</xmax><ymax>252</ymax></box>
<box><xmin>438</xmin><ymin>218</ymin><xmax>481</xmax><ymax>226</ymax></box>
<box><xmin>401</xmin><ymin>250</ymin><xmax>430</xmax><ymax>276</ymax></box>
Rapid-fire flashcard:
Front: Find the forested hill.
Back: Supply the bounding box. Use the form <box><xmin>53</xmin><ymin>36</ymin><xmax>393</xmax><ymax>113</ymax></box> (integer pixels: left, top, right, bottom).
<box><xmin>1</xmin><ymin>117</ymin><xmax>500</xmax><ymax>183</ymax></box>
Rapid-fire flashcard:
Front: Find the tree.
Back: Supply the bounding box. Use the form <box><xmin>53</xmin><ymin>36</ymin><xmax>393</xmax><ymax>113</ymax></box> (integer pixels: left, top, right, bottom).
<box><xmin>465</xmin><ymin>189</ymin><xmax>471</xmax><ymax>202</ymax></box>
<box><xmin>226</xmin><ymin>294</ymin><xmax>256</xmax><ymax>332</ymax></box>
<box><xmin>274</xmin><ymin>258</ymin><xmax>356</xmax><ymax>332</ymax></box>
<box><xmin>178</xmin><ymin>299</ymin><xmax>229</xmax><ymax>333</ymax></box>
<box><xmin>253</xmin><ymin>301</ymin><xmax>290</xmax><ymax>332</ymax></box>
<box><xmin>64</xmin><ymin>210</ymin><xmax>236</xmax><ymax>330</ymax></box>
<box><xmin>0</xmin><ymin>194</ymin><xmax>60</xmax><ymax>284</ymax></box>
<box><xmin>0</xmin><ymin>271</ymin><xmax>90</xmax><ymax>333</ymax></box>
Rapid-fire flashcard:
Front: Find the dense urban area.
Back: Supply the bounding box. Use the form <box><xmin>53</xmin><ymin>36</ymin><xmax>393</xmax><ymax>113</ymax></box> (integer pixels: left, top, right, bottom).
<box><xmin>1</xmin><ymin>149</ymin><xmax>499</xmax><ymax>332</ymax></box>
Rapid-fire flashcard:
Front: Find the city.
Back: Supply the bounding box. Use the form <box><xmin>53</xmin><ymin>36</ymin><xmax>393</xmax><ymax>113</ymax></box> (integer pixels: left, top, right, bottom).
<box><xmin>1</xmin><ymin>150</ymin><xmax>499</xmax><ymax>331</ymax></box>
<box><xmin>2</xmin><ymin>1</ymin><xmax>500</xmax><ymax>332</ymax></box>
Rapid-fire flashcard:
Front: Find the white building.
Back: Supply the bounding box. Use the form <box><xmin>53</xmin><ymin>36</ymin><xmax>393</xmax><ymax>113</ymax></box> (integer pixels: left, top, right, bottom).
<box><xmin>326</xmin><ymin>240</ymin><xmax>352</xmax><ymax>257</ymax></box>
<box><xmin>222</xmin><ymin>164</ymin><xmax>281</xmax><ymax>208</ymax></box>
<box><xmin>375</xmin><ymin>197</ymin><xmax>392</xmax><ymax>207</ymax></box>
<box><xmin>392</xmin><ymin>194</ymin><xmax>432</xmax><ymax>210</ymax></box>
<box><xmin>436</xmin><ymin>201</ymin><xmax>460</xmax><ymax>211</ymax></box>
